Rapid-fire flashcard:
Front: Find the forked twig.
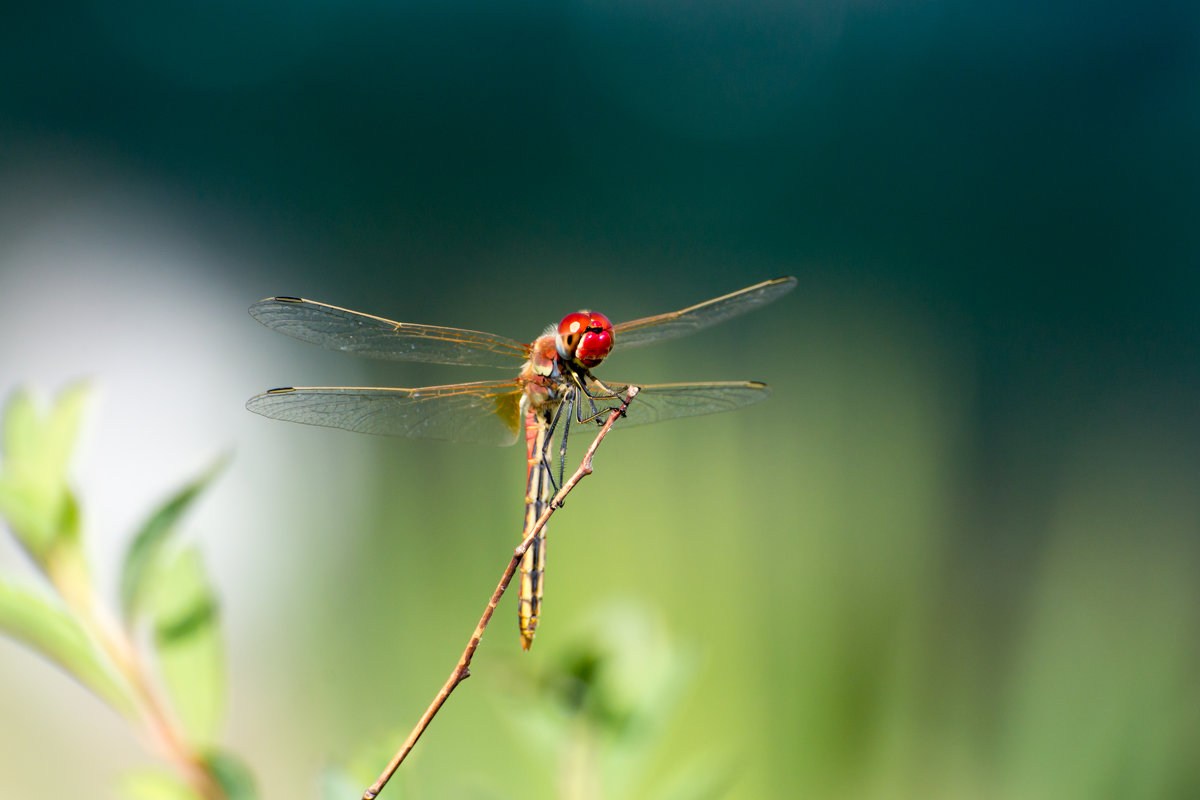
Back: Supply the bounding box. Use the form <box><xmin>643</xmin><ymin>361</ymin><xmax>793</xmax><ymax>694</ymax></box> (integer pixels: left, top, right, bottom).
<box><xmin>363</xmin><ymin>386</ymin><xmax>640</xmax><ymax>800</ymax></box>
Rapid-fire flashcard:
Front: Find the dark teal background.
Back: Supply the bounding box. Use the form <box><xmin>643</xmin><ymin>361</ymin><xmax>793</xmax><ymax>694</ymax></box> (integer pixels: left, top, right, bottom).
<box><xmin>2</xmin><ymin>2</ymin><xmax>1198</xmax><ymax>798</ymax></box>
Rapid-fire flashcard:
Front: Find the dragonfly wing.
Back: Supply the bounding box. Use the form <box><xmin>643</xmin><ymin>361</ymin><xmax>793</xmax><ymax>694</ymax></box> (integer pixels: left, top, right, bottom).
<box><xmin>611</xmin><ymin>276</ymin><xmax>796</xmax><ymax>350</ymax></box>
<box><xmin>246</xmin><ymin>381</ymin><xmax>524</xmax><ymax>445</ymax></box>
<box><xmin>249</xmin><ymin>297</ymin><xmax>530</xmax><ymax>368</ymax></box>
<box><xmin>586</xmin><ymin>380</ymin><xmax>771</xmax><ymax>427</ymax></box>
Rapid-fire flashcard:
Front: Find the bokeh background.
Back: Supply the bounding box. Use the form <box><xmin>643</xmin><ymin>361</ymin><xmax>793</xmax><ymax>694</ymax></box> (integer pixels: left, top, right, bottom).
<box><xmin>2</xmin><ymin>1</ymin><xmax>1199</xmax><ymax>798</ymax></box>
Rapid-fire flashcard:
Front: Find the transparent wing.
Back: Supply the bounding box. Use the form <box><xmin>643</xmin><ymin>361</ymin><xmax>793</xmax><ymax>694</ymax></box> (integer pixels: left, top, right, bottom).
<box><xmin>585</xmin><ymin>380</ymin><xmax>771</xmax><ymax>427</ymax></box>
<box><xmin>249</xmin><ymin>297</ymin><xmax>530</xmax><ymax>368</ymax></box>
<box><xmin>246</xmin><ymin>381</ymin><xmax>524</xmax><ymax>445</ymax></box>
<box><xmin>612</xmin><ymin>276</ymin><xmax>796</xmax><ymax>350</ymax></box>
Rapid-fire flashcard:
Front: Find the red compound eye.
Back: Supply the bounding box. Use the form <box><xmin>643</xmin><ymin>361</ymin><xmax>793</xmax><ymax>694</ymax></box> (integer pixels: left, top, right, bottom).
<box><xmin>557</xmin><ymin>312</ymin><xmax>591</xmax><ymax>341</ymax></box>
<box><xmin>556</xmin><ymin>311</ymin><xmax>614</xmax><ymax>367</ymax></box>
<box><xmin>575</xmin><ymin>311</ymin><xmax>613</xmax><ymax>367</ymax></box>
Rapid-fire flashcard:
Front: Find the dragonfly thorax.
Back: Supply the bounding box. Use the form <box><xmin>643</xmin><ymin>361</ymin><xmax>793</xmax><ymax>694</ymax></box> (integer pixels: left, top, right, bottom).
<box><xmin>520</xmin><ymin>335</ymin><xmax>572</xmax><ymax>414</ymax></box>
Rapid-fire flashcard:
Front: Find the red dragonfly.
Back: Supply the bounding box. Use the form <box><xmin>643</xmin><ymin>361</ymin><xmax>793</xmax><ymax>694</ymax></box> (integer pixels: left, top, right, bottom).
<box><xmin>247</xmin><ymin>276</ymin><xmax>795</xmax><ymax>648</ymax></box>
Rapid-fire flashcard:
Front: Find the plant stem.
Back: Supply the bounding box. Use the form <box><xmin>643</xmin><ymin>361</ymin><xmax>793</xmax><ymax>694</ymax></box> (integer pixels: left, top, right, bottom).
<box><xmin>47</xmin><ymin>549</ymin><xmax>224</xmax><ymax>800</ymax></box>
<box><xmin>363</xmin><ymin>387</ymin><xmax>638</xmax><ymax>800</ymax></box>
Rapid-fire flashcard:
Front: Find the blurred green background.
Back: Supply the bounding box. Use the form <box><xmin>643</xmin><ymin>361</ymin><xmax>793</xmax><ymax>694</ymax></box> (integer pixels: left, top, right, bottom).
<box><xmin>2</xmin><ymin>1</ymin><xmax>1198</xmax><ymax>798</ymax></box>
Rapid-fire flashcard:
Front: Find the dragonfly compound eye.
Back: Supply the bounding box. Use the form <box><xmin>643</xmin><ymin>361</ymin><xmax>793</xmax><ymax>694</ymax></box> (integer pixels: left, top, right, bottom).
<box><xmin>556</xmin><ymin>311</ymin><xmax>613</xmax><ymax>367</ymax></box>
<box><xmin>574</xmin><ymin>311</ymin><xmax>613</xmax><ymax>367</ymax></box>
<box><xmin>556</xmin><ymin>312</ymin><xmax>590</xmax><ymax>360</ymax></box>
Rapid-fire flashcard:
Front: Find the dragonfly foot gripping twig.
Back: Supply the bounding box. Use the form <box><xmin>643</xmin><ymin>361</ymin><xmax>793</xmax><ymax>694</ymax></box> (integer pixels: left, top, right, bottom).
<box><xmin>362</xmin><ymin>387</ymin><xmax>639</xmax><ymax>800</ymax></box>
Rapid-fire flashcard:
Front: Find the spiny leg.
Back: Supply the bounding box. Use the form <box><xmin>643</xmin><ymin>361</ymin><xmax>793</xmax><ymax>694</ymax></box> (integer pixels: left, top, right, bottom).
<box><xmin>573</xmin><ymin>372</ymin><xmax>628</xmax><ymax>425</ymax></box>
<box><xmin>557</xmin><ymin>391</ymin><xmax>574</xmax><ymax>493</ymax></box>
<box><xmin>540</xmin><ymin>395</ymin><xmax>571</xmax><ymax>495</ymax></box>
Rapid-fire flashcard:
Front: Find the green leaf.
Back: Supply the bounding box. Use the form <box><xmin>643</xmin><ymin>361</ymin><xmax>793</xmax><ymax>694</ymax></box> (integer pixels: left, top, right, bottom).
<box><xmin>42</xmin><ymin>382</ymin><xmax>89</xmax><ymax>486</ymax></box>
<box><xmin>0</xmin><ymin>383</ymin><xmax>89</xmax><ymax>560</ymax></box>
<box><xmin>151</xmin><ymin>546</ymin><xmax>225</xmax><ymax>746</ymax></box>
<box><xmin>121</xmin><ymin>456</ymin><xmax>228</xmax><ymax>622</ymax></box>
<box><xmin>1</xmin><ymin>388</ymin><xmax>38</xmax><ymax>465</ymax></box>
<box><xmin>0</xmin><ymin>578</ymin><xmax>134</xmax><ymax>715</ymax></box>
<box><xmin>119</xmin><ymin>768</ymin><xmax>204</xmax><ymax>800</ymax></box>
<box><xmin>0</xmin><ymin>481</ymin><xmax>47</xmax><ymax>552</ymax></box>
<box><xmin>205</xmin><ymin>750</ymin><xmax>258</xmax><ymax>800</ymax></box>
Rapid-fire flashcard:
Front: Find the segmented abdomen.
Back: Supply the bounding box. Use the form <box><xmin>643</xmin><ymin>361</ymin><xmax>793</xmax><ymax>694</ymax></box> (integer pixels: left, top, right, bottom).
<box><xmin>518</xmin><ymin>407</ymin><xmax>551</xmax><ymax>650</ymax></box>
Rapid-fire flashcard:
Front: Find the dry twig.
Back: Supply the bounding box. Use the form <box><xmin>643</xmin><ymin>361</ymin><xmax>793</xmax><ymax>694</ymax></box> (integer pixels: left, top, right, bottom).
<box><xmin>363</xmin><ymin>386</ymin><xmax>639</xmax><ymax>800</ymax></box>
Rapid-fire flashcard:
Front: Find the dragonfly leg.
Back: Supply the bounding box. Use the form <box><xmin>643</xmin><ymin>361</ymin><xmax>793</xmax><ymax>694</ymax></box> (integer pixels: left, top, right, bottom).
<box><xmin>587</xmin><ymin>375</ymin><xmax>627</xmax><ymax>400</ymax></box>
<box><xmin>574</xmin><ymin>373</ymin><xmax>628</xmax><ymax>425</ymax></box>
<box><xmin>540</xmin><ymin>398</ymin><xmax>569</xmax><ymax>495</ymax></box>
<box><xmin>557</xmin><ymin>393</ymin><xmax>574</xmax><ymax>494</ymax></box>
<box><xmin>579</xmin><ymin>383</ymin><xmax>603</xmax><ymax>425</ymax></box>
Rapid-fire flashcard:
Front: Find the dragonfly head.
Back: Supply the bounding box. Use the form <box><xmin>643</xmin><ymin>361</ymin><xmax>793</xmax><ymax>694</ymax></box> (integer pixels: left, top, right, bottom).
<box><xmin>556</xmin><ymin>311</ymin><xmax>614</xmax><ymax>369</ymax></box>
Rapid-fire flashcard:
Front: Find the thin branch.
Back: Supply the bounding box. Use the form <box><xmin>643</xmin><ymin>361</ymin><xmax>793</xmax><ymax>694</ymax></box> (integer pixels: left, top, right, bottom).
<box><xmin>363</xmin><ymin>387</ymin><xmax>639</xmax><ymax>800</ymax></box>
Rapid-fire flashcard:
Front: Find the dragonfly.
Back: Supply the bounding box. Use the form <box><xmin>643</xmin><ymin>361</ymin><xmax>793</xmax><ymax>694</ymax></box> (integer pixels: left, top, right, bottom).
<box><xmin>247</xmin><ymin>276</ymin><xmax>796</xmax><ymax>649</ymax></box>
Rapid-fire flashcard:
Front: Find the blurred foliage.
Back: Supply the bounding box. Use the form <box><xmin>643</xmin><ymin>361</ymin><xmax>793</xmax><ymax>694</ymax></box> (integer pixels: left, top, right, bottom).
<box><xmin>0</xmin><ymin>384</ymin><xmax>247</xmax><ymax>800</ymax></box>
<box><xmin>205</xmin><ymin>750</ymin><xmax>260</xmax><ymax>800</ymax></box>
<box><xmin>508</xmin><ymin>603</ymin><xmax>711</xmax><ymax>800</ymax></box>
<box><xmin>120</xmin><ymin>768</ymin><xmax>205</xmax><ymax>800</ymax></box>
<box><xmin>325</xmin><ymin>602</ymin><xmax>718</xmax><ymax>800</ymax></box>
<box><xmin>0</xmin><ymin>383</ymin><xmax>87</xmax><ymax>565</ymax></box>
<box><xmin>150</xmin><ymin>544</ymin><xmax>226</xmax><ymax>746</ymax></box>
<box><xmin>122</xmin><ymin>457</ymin><xmax>228</xmax><ymax>623</ymax></box>
<box><xmin>0</xmin><ymin>577</ymin><xmax>133</xmax><ymax>714</ymax></box>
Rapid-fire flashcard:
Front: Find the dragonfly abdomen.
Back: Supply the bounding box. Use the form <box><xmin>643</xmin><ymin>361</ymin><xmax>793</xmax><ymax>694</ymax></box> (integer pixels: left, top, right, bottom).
<box><xmin>518</xmin><ymin>406</ymin><xmax>553</xmax><ymax>650</ymax></box>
